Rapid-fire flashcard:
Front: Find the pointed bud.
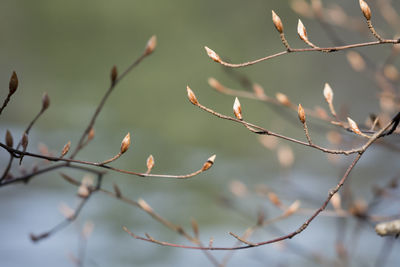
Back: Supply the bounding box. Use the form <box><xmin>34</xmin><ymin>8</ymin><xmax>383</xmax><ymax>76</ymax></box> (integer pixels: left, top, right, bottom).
<box><xmin>208</xmin><ymin>77</ymin><xmax>224</xmax><ymax>92</ymax></box>
<box><xmin>297</xmin><ymin>19</ymin><xmax>308</xmax><ymax>41</ymax></box>
<box><xmin>253</xmin><ymin>83</ymin><xmax>266</xmax><ymax>98</ymax></box>
<box><xmin>191</xmin><ymin>218</ymin><xmax>199</xmax><ymax>237</ymax></box>
<box><xmin>138</xmin><ymin>198</ymin><xmax>153</xmax><ymax>213</ymax></box>
<box><xmin>284</xmin><ymin>200</ymin><xmax>301</xmax><ymax>216</ymax></box>
<box><xmin>61</xmin><ymin>141</ymin><xmax>71</xmax><ymax>157</ymax></box>
<box><xmin>323</xmin><ymin>83</ymin><xmax>333</xmax><ymax>104</ymax></box>
<box><xmin>268</xmin><ymin>192</ymin><xmax>282</xmax><ymax>207</ymax></box>
<box><xmin>9</xmin><ymin>71</ymin><xmax>18</xmax><ymax>95</ymax></box>
<box><xmin>347</xmin><ymin>117</ymin><xmax>362</xmax><ymax>135</ymax></box>
<box><xmin>359</xmin><ymin>0</ymin><xmax>371</xmax><ymax>20</ymax></box>
<box><xmin>113</xmin><ymin>182</ymin><xmax>122</xmax><ymax>198</ymax></box>
<box><xmin>186</xmin><ymin>86</ymin><xmax>199</xmax><ymax>105</ymax></box>
<box><xmin>233</xmin><ymin>97</ymin><xmax>243</xmax><ymax>120</ymax></box>
<box><xmin>202</xmin><ymin>154</ymin><xmax>216</xmax><ymax>171</ymax></box>
<box><xmin>275</xmin><ymin>92</ymin><xmax>291</xmax><ymax>106</ymax></box>
<box><xmin>77</xmin><ymin>184</ymin><xmax>90</xmax><ymax>198</ymax></box>
<box><xmin>21</xmin><ymin>133</ymin><xmax>28</xmax><ymax>151</ymax></box>
<box><xmin>144</xmin><ymin>35</ymin><xmax>157</xmax><ymax>55</ymax></box>
<box><xmin>272</xmin><ymin>10</ymin><xmax>284</xmax><ymax>33</ymax></box>
<box><xmin>120</xmin><ymin>133</ymin><xmax>131</xmax><ymax>154</ymax></box>
<box><xmin>204</xmin><ymin>46</ymin><xmax>221</xmax><ymax>63</ymax></box>
<box><xmin>41</xmin><ymin>92</ymin><xmax>50</xmax><ymax>111</ymax></box>
<box><xmin>298</xmin><ymin>104</ymin><xmax>306</xmax><ymax>123</ymax></box>
<box><xmin>111</xmin><ymin>65</ymin><xmax>118</xmax><ymax>85</ymax></box>
<box><xmin>5</xmin><ymin>130</ymin><xmax>13</xmax><ymax>147</ymax></box>
<box><xmin>146</xmin><ymin>154</ymin><xmax>155</xmax><ymax>173</ymax></box>
<box><xmin>88</xmin><ymin>127</ymin><xmax>95</xmax><ymax>141</ymax></box>
<box><xmin>330</xmin><ymin>193</ymin><xmax>342</xmax><ymax>211</ymax></box>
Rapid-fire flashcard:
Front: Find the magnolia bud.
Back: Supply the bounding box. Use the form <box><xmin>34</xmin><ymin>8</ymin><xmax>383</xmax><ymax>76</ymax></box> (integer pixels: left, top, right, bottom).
<box><xmin>298</xmin><ymin>104</ymin><xmax>306</xmax><ymax>123</ymax></box>
<box><xmin>144</xmin><ymin>35</ymin><xmax>157</xmax><ymax>55</ymax></box>
<box><xmin>9</xmin><ymin>71</ymin><xmax>18</xmax><ymax>95</ymax></box>
<box><xmin>359</xmin><ymin>0</ymin><xmax>371</xmax><ymax>20</ymax></box>
<box><xmin>120</xmin><ymin>133</ymin><xmax>131</xmax><ymax>154</ymax></box>
<box><xmin>204</xmin><ymin>46</ymin><xmax>221</xmax><ymax>63</ymax></box>
<box><xmin>233</xmin><ymin>97</ymin><xmax>243</xmax><ymax>120</ymax></box>
<box><xmin>202</xmin><ymin>154</ymin><xmax>216</xmax><ymax>171</ymax></box>
<box><xmin>88</xmin><ymin>127</ymin><xmax>95</xmax><ymax>141</ymax></box>
<box><xmin>272</xmin><ymin>10</ymin><xmax>284</xmax><ymax>33</ymax></box>
<box><xmin>186</xmin><ymin>86</ymin><xmax>199</xmax><ymax>105</ymax></box>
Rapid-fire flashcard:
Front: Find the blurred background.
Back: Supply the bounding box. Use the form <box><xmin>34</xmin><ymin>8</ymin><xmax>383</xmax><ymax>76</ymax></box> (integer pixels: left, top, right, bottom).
<box><xmin>1</xmin><ymin>0</ymin><xmax>400</xmax><ymax>266</ymax></box>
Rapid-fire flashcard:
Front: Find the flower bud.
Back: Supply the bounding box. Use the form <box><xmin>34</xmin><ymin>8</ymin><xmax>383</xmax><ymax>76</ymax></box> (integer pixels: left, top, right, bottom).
<box><xmin>120</xmin><ymin>133</ymin><xmax>131</xmax><ymax>154</ymax></box>
<box><xmin>61</xmin><ymin>141</ymin><xmax>71</xmax><ymax>157</ymax></box>
<box><xmin>5</xmin><ymin>130</ymin><xmax>13</xmax><ymax>147</ymax></box>
<box><xmin>323</xmin><ymin>83</ymin><xmax>333</xmax><ymax>104</ymax></box>
<box><xmin>9</xmin><ymin>71</ymin><xmax>18</xmax><ymax>95</ymax></box>
<box><xmin>21</xmin><ymin>133</ymin><xmax>28</xmax><ymax>151</ymax></box>
<box><xmin>359</xmin><ymin>0</ymin><xmax>371</xmax><ymax>20</ymax></box>
<box><xmin>233</xmin><ymin>97</ymin><xmax>243</xmax><ymax>120</ymax></box>
<box><xmin>202</xmin><ymin>154</ymin><xmax>216</xmax><ymax>171</ymax></box>
<box><xmin>204</xmin><ymin>46</ymin><xmax>221</xmax><ymax>63</ymax></box>
<box><xmin>186</xmin><ymin>86</ymin><xmax>199</xmax><ymax>105</ymax></box>
<box><xmin>297</xmin><ymin>19</ymin><xmax>308</xmax><ymax>41</ymax></box>
<box><xmin>275</xmin><ymin>92</ymin><xmax>291</xmax><ymax>106</ymax></box>
<box><xmin>42</xmin><ymin>92</ymin><xmax>50</xmax><ymax>111</ymax></box>
<box><xmin>347</xmin><ymin>117</ymin><xmax>362</xmax><ymax>135</ymax></box>
<box><xmin>146</xmin><ymin>154</ymin><xmax>155</xmax><ymax>173</ymax></box>
<box><xmin>111</xmin><ymin>65</ymin><xmax>118</xmax><ymax>85</ymax></box>
<box><xmin>298</xmin><ymin>104</ymin><xmax>306</xmax><ymax>123</ymax></box>
<box><xmin>144</xmin><ymin>35</ymin><xmax>157</xmax><ymax>55</ymax></box>
<box><xmin>272</xmin><ymin>10</ymin><xmax>284</xmax><ymax>33</ymax></box>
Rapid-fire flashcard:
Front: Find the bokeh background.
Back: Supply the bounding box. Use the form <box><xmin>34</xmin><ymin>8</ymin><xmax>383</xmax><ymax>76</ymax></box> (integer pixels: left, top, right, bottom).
<box><xmin>1</xmin><ymin>0</ymin><xmax>400</xmax><ymax>266</ymax></box>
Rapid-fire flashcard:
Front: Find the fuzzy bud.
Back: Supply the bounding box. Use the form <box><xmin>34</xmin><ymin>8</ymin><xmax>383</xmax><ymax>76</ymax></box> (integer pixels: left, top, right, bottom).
<box><xmin>146</xmin><ymin>154</ymin><xmax>155</xmax><ymax>173</ymax></box>
<box><xmin>61</xmin><ymin>141</ymin><xmax>71</xmax><ymax>157</ymax></box>
<box><xmin>297</xmin><ymin>104</ymin><xmax>306</xmax><ymax>123</ymax></box>
<box><xmin>42</xmin><ymin>92</ymin><xmax>50</xmax><ymax>111</ymax></box>
<box><xmin>284</xmin><ymin>200</ymin><xmax>301</xmax><ymax>216</ymax></box>
<box><xmin>272</xmin><ymin>10</ymin><xmax>284</xmax><ymax>33</ymax></box>
<box><xmin>297</xmin><ymin>19</ymin><xmax>308</xmax><ymax>41</ymax></box>
<box><xmin>9</xmin><ymin>71</ymin><xmax>18</xmax><ymax>95</ymax></box>
<box><xmin>120</xmin><ymin>133</ymin><xmax>131</xmax><ymax>154</ymax></box>
<box><xmin>144</xmin><ymin>35</ymin><xmax>157</xmax><ymax>55</ymax></box>
<box><xmin>21</xmin><ymin>133</ymin><xmax>28</xmax><ymax>151</ymax></box>
<box><xmin>5</xmin><ymin>130</ymin><xmax>13</xmax><ymax>147</ymax></box>
<box><xmin>204</xmin><ymin>46</ymin><xmax>221</xmax><ymax>63</ymax></box>
<box><xmin>202</xmin><ymin>154</ymin><xmax>216</xmax><ymax>171</ymax></box>
<box><xmin>359</xmin><ymin>0</ymin><xmax>371</xmax><ymax>20</ymax></box>
<box><xmin>375</xmin><ymin>219</ymin><xmax>400</xmax><ymax>236</ymax></box>
<box><xmin>233</xmin><ymin>97</ymin><xmax>243</xmax><ymax>120</ymax></box>
<box><xmin>88</xmin><ymin>127</ymin><xmax>95</xmax><ymax>141</ymax></box>
<box><xmin>323</xmin><ymin>83</ymin><xmax>333</xmax><ymax>104</ymax></box>
<box><xmin>186</xmin><ymin>86</ymin><xmax>199</xmax><ymax>105</ymax></box>
<box><xmin>111</xmin><ymin>65</ymin><xmax>118</xmax><ymax>85</ymax></box>
<box><xmin>347</xmin><ymin>117</ymin><xmax>362</xmax><ymax>135</ymax></box>
<box><xmin>138</xmin><ymin>198</ymin><xmax>153</xmax><ymax>213</ymax></box>
<box><xmin>275</xmin><ymin>92</ymin><xmax>291</xmax><ymax>106</ymax></box>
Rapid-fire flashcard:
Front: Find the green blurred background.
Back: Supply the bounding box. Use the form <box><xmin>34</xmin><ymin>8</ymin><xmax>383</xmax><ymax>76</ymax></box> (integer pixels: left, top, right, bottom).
<box><xmin>1</xmin><ymin>0</ymin><xmax>399</xmax><ymax>266</ymax></box>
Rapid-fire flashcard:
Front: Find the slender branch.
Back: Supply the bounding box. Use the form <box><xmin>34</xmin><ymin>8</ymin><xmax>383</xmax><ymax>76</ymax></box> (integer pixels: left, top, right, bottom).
<box><xmin>206</xmin><ymin>40</ymin><xmax>400</xmax><ymax>68</ymax></box>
